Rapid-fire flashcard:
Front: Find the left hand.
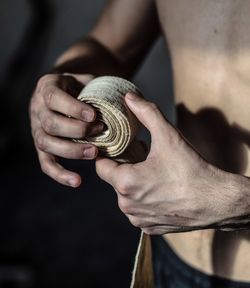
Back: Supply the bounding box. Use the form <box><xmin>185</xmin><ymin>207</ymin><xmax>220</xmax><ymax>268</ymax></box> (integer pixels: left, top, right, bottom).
<box><xmin>96</xmin><ymin>92</ymin><xmax>236</xmax><ymax>234</ymax></box>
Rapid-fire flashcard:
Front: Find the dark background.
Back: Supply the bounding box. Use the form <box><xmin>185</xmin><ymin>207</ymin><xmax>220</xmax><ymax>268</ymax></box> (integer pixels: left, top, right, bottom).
<box><xmin>0</xmin><ymin>1</ymin><xmax>173</xmax><ymax>287</ymax></box>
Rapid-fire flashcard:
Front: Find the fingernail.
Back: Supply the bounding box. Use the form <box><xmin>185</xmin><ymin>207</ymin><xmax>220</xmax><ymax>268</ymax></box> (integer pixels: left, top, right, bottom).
<box><xmin>88</xmin><ymin>122</ymin><xmax>104</xmax><ymax>136</ymax></box>
<box><xmin>126</xmin><ymin>92</ymin><xmax>138</xmax><ymax>101</ymax></box>
<box><xmin>83</xmin><ymin>146</ymin><xmax>96</xmax><ymax>159</ymax></box>
<box><xmin>82</xmin><ymin>110</ymin><xmax>95</xmax><ymax>122</ymax></box>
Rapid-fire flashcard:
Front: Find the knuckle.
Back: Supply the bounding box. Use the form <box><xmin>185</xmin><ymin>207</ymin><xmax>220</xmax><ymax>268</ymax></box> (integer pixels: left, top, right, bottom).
<box><xmin>29</xmin><ymin>95</ymin><xmax>41</xmax><ymax>118</ymax></box>
<box><xmin>40</xmin><ymin>161</ymin><xmax>49</xmax><ymax>175</ymax></box>
<box><xmin>118</xmin><ymin>198</ymin><xmax>132</xmax><ymax>215</ymax></box>
<box><xmin>143</xmin><ymin>102</ymin><xmax>158</xmax><ymax>114</ymax></box>
<box><xmin>116</xmin><ymin>173</ymin><xmax>135</xmax><ymax>195</ymax></box>
<box><xmin>130</xmin><ymin>218</ymin><xmax>143</xmax><ymax>228</ymax></box>
<box><xmin>37</xmin><ymin>75</ymin><xmax>51</xmax><ymax>92</ymax></box>
<box><xmin>37</xmin><ymin>75</ymin><xmax>47</xmax><ymax>90</ymax></box>
<box><xmin>44</xmin><ymin>86</ymin><xmax>57</xmax><ymax>107</ymax></box>
<box><xmin>43</xmin><ymin>116</ymin><xmax>57</xmax><ymax>134</ymax></box>
<box><xmin>37</xmin><ymin>74</ymin><xmax>55</xmax><ymax>88</ymax></box>
<box><xmin>116</xmin><ymin>180</ymin><xmax>131</xmax><ymax>195</ymax></box>
<box><xmin>35</xmin><ymin>131</ymin><xmax>47</xmax><ymax>151</ymax></box>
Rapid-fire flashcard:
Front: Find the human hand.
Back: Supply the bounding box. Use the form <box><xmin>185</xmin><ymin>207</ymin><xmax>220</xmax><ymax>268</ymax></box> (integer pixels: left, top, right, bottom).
<box><xmin>96</xmin><ymin>92</ymin><xmax>235</xmax><ymax>234</ymax></box>
<box><xmin>30</xmin><ymin>73</ymin><xmax>104</xmax><ymax>187</ymax></box>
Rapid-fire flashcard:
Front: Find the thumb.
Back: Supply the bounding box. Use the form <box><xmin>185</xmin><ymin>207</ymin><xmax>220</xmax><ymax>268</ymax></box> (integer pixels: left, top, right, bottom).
<box><xmin>95</xmin><ymin>157</ymin><xmax>120</xmax><ymax>186</ymax></box>
<box><xmin>125</xmin><ymin>92</ymin><xmax>168</xmax><ymax>138</ymax></box>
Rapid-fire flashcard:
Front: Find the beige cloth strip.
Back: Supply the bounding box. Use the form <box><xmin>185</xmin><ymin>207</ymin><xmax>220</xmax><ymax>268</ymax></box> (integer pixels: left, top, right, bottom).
<box><xmin>75</xmin><ymin>76</ymin><xmax>139</xmax><ymax>158</ymax></box>
<box><xmin>75</xmin><ymin>76</ymin><xmax>154</xmax><ymax>287</ymax></box>
<box><xmin>130</xmin><ymin>233</ymin><xmax>155</xmax><ymax>288</ymax></box>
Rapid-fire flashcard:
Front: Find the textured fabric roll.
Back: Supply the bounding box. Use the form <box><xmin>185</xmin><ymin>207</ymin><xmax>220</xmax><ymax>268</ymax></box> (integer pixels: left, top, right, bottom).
<box><xmin>75</xmin><ymin>76</ymin><xmax>141</xmax><ymax>158</ymax></box>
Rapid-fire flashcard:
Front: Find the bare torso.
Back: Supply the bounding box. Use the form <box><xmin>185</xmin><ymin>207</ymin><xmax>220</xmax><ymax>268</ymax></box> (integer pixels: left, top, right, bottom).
<box><xmin>155</xmin><ymin>0</ymin><xmax>250</xmax><ymax>281</ymax></box>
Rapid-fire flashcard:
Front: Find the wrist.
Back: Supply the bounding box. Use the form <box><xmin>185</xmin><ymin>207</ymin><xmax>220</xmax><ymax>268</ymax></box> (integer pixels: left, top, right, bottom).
<box><xmin>213</xmin><ymin>168</ymin><xmax>250</xmax><ymax>230</ymax></box>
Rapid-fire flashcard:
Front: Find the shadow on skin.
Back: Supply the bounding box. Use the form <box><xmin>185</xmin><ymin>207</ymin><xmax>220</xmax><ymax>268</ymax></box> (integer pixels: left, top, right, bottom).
<box><xmin>177</xmin><ymin>104</ymin><xmax>250</xmax><ymax>277</ymax></box>
<box><xmin>177</xmin><ymin>104</ymin><xmax>249</xmax><ymax>174</ymax></box>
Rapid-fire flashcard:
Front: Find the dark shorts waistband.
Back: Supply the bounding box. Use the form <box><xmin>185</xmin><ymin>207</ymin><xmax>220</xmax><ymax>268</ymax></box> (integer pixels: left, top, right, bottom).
<box><xmin>151</xmin><ymin>235</ymin><xmax>250</xmax><ymax>288</ymax></box>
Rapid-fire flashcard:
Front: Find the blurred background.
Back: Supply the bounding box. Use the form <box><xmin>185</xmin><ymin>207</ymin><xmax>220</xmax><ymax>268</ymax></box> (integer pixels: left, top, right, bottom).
<box><xmin>0</xmin><ymin>0</ymin><xmax>173</xmax><ymax>287</ymax></box>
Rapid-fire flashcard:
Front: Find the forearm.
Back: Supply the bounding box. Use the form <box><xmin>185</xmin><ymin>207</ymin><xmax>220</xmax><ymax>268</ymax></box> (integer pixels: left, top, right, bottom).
<box><xmin>52</xmin><ymin>35</ymin><xmax>134</xmax><ymax>78</ymax></box>
<box><xmin>50</xmin><ymin>0</ymin><xmax>160</xmax><ymax>78</ymax></box>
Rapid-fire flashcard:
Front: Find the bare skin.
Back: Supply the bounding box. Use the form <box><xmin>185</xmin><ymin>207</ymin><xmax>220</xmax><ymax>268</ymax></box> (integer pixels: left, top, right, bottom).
<box><xmin>156</xmin><ymin>0</ymin><xmax>250</xmax><ymax>281</ymax></box>
<box><xmin>29</xmin><ymin>0</ymin><xmax>250</xmax><ymax>282</ymax></box>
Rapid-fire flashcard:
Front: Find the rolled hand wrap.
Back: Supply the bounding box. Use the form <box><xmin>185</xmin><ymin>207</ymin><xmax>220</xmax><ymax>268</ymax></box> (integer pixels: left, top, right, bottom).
<box><xmin>74</xmin><ymin>76</ymin><xmax>141</xmax><ymax>158</ymax></box>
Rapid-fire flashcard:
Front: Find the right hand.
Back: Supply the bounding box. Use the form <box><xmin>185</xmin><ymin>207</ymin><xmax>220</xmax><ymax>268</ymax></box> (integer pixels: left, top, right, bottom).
<box><xmin>29</xmin><ymin>73</ymin><xmax>104</xmax><ymax>187</ymax></box>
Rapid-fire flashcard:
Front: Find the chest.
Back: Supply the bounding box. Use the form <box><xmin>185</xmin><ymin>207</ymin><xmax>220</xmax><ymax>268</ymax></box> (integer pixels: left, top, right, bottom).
<box><xmin>155</xmin><ymin>0</ymin><xmax>250</xmax><ymax>119</ymax></box>
<box><xmin>155</xmin><ymin>0</ymin><xmax>250</xmax><ymax>54</ymax></box>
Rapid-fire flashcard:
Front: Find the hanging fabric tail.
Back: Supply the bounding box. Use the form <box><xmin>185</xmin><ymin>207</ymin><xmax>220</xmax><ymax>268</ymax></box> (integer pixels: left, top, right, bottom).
<box><xmin>130</xmin><ymin>232</ymin><xmax>154</xmax><ymax>288</ymax></box>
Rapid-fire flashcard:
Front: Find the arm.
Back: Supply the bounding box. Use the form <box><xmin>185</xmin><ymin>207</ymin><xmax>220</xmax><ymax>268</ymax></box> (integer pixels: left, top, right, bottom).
<box><xmin>29</xmin><ymin>0</ymin><xmax>160</xmax><ymax>187</ymax></box>
<box><xmin>54</xmin><ymin>0</ymin><xmax>160</xmax><ymax>77</ymax></box>
<box><xmin>96</xmin><ymin>92</ymin><xmax>250</xmax><ymax>233</ymax></box>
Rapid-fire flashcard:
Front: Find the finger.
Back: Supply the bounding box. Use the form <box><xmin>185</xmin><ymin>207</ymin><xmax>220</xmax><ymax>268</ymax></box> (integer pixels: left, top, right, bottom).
<box><xmin>42</xmin><ymin>84</ymin><xmax>95</xmax><ymax>122</ymax></box>
<box><xmin>125</xmin><ymin>92</ymin><xmax>173</xmax><ymax>139</ymax></box>
<box><xmin>34</xmin><ymin>128</ymin><xmax>98</xmax><ymax>159</ymax></box>
<box><xmin>37</xmin><ymin>150</ymin><xmax>81</xmax><ymax>187</ymax></box>
<box><xmin>95</xmin><ymin>157</ymin><xmax>120</xmax><ymax>186</ymax></box>
<box><xmin>39</xmin><ymin>109</ymin><xmax>104</xmax><ymax>138</ymax></box>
